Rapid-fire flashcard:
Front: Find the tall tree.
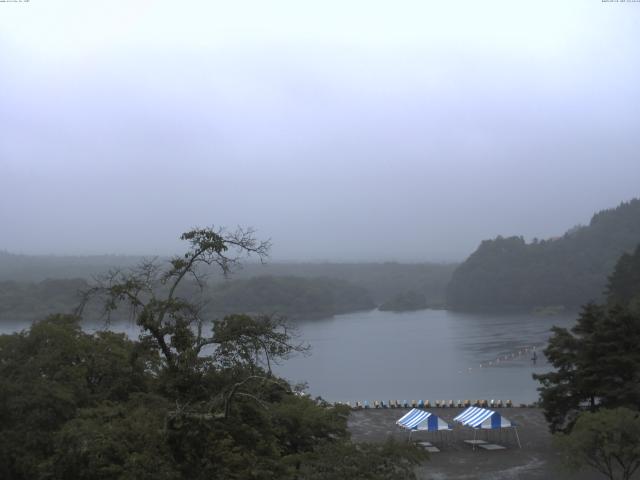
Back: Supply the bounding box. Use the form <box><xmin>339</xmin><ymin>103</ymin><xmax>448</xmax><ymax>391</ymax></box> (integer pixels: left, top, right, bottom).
<box><xmin>79</xmin><ymin>227</ymin><xmax>271</xmax><ymax>372</ymax></box>
<box><xmin>607</xmin><ymin>244</ymin><xmax>640</xmax><ymax>312</ymax></box>
<box><xmin>79</xmin><ymin>227</ymin><xmax>312</xmax><ymax>407</ymax></box>
<box><xmin>1</xmin><ymin>227</ymin><xmax>428</xmax><ymax>480</ymax></box>
<box><xmin>535</xmin><ymin>244</ymin><xmax>640</xmax><ymax>432</ymax></box>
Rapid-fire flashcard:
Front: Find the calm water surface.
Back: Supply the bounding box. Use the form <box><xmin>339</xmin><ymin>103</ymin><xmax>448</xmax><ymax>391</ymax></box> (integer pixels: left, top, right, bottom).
<box><xmin>274</xmin><ymin>309</ymin><xmax>575</xmax><ymax>404</ymax></box>
<box><xmin>2</xmin><ymin>309</ymin><xmax>576</xmax><ymax>404</ymax></box>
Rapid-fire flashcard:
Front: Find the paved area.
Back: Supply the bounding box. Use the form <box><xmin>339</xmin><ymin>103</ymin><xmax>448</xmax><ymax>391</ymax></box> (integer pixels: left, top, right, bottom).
<box><xmin>348</xmin><ymin>407</ymin><xmax>606</xmax><ymax>480</ymax></box>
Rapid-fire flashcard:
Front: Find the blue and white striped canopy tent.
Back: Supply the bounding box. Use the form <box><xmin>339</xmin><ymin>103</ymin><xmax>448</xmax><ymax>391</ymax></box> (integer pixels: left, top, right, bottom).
<box><xmin>397</xmin><ymin>408</ymin><xmax>451</xmax><ymax>431</ymax></box>
<box><xmin>396</xmin><ymin>409</ymin><xmax>452</xmax><ymax>441</ymax></box>
<box><xmin>454</xmin><ymin>406</ymin><xmax>513</xmax><ymax>429</ymax></box>
<box><xmin>454</xmin><ymin>406</ymin><xmax>521</xmax><ymax>448</ymax></box>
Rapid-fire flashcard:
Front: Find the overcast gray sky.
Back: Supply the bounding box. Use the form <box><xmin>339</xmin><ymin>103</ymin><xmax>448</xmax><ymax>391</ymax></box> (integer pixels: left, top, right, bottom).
<box><xmin>1</xmin><ymin>1</ymin><xmax>639</xmax><ymax>261</ymax></box>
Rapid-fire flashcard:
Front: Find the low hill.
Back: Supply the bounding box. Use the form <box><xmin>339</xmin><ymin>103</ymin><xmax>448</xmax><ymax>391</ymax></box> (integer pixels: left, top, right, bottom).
<box><xmin>378</xmin><ymin>291</ymin><xmax>428</xmax><ymax>312</ymax></box>
<box><xmin>0</xmin><ymin>275</ymin><xmax>376</xmax><ymax>323</ymax></box>
<box><xmin>0</xmin><ymin>251</ymin><xmax>144</xmax><ymax>282</ymax></box>
<box><xmin>0</xmin><ymin>278</ymin><xmax>89</xmax><ymax>322</ymax></box>
<box><xmin>446</xmin><ymin>198</ymin><xmax>640</xmax><ymax>311</ymax></box>
<box><xmin>0</xmin><ymin>252</ymin><xmax>456</xmax><ymax>319</ymax></box>
<box><xmin>206</xmin><ymin>275</ymin><xmax>375</xmax><ymax>319</ymax></box>
<box><xmin>225</xmin><ymin>262</ymin><xmax>457</xmax><ymax>305</ymax></box>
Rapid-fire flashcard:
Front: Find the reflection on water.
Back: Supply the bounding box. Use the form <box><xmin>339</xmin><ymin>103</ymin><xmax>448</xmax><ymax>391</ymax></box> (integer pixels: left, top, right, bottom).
<box><xmin>274</xmin><ymin>309</ymin><xmax>576</xmax><ymax>403</ymax></box>
<box><xmin>1</xmin><ymin>309</ymin><xmax>576</xmax><ymax>404</ymax></box>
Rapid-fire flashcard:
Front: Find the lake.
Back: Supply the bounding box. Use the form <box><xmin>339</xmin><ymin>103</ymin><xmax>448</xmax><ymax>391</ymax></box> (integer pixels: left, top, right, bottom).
<box><xmin>274</xmin><ymin>309</ymin><xmax>575</xmax><ymax>404</ymax></box>
<box><xmin>1</xmin><ymin>308</ymin><xmax>576</xmax><ymax>404</ymax></box>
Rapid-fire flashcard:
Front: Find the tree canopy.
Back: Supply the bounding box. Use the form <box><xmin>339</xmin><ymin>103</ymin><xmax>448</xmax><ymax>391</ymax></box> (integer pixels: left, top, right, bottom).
<box><xmin>555</xmin><ymin>407</ymin><xmax>640</xmax><ymax>480</ymax></box>
<box><xmin>0</xmin><ymin>227</ymin><xmax>426</xmax><ymax>479</ymax></box>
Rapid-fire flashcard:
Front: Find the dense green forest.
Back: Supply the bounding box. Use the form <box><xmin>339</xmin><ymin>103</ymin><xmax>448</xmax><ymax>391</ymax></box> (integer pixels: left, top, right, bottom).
<box><xmin>207</xmin><ymin>276</ymin><xmax>374</xmax><ymax>319</ymax></box>
<box><xmin>0</xmin><ymin>314</ymin><xmax>426</xmax><ymax>480</ymax></box>
<box><xmin>0</xmin><ymin>252</ymin><xmax>456</xmax><ymax>304</ymax></box>
<box><xmin>228</xmin><ymin>262</ymin><xmax>457</xmax><ymax>305</ymax></box>
<box><xmin>447</xmin><ymin>198</ymin><xmax>640</xmax><ymax>311</ymax></box>
<box><xmin>0</xmin><ymin>228</ymin><xmax>425</xmax><ymax>479</ymax></box>
<box><xmin>0</xmin><ymin>254</ymin><xmax>455</xmax><ymax>322</ymax></box>
<box><xmin>0</xmin><ymin>276</ymin><xmax>373</xmax><ymax>323</ymax></box>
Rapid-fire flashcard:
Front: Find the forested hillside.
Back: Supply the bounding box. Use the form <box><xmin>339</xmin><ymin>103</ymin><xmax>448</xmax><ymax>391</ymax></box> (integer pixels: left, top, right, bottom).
<box><xmin>447</xmin><ymin>199</ymin><xmax>640</xmax><ymax>310</ymax></box>
<box><xmin>229</xmin><ymin>262</ymin><xmax>456</xmax><ymax>305</ymax></box>
<box><xmin>0</xmin><ymin>253</ymin><xmax>456</xmax><ymax>305</ymax></box>
<box><xmin>0</xmin><ymin>254</ymin><xmax>455</xmax><ymax>322</ymax></box>
<box><xmin>0</xmin><ymin>276</ymin><xmax>374</xmax><ymax>323</ymax></box>
<box><xmin>0</xmin><ymin>278</ymin><xmax>89</xmax><ymax>322</ymax></box>
<box><xmin>206</xmin><ymin>275</ymin><xmax>374</xmax><ymax>319</ymax></box>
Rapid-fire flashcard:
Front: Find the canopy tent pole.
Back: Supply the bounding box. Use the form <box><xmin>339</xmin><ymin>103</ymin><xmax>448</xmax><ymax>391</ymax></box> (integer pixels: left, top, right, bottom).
<box><xmin>514</xmin><ymin>426</ymin><xmax>522</xmax><ymax>449</ymax></box>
